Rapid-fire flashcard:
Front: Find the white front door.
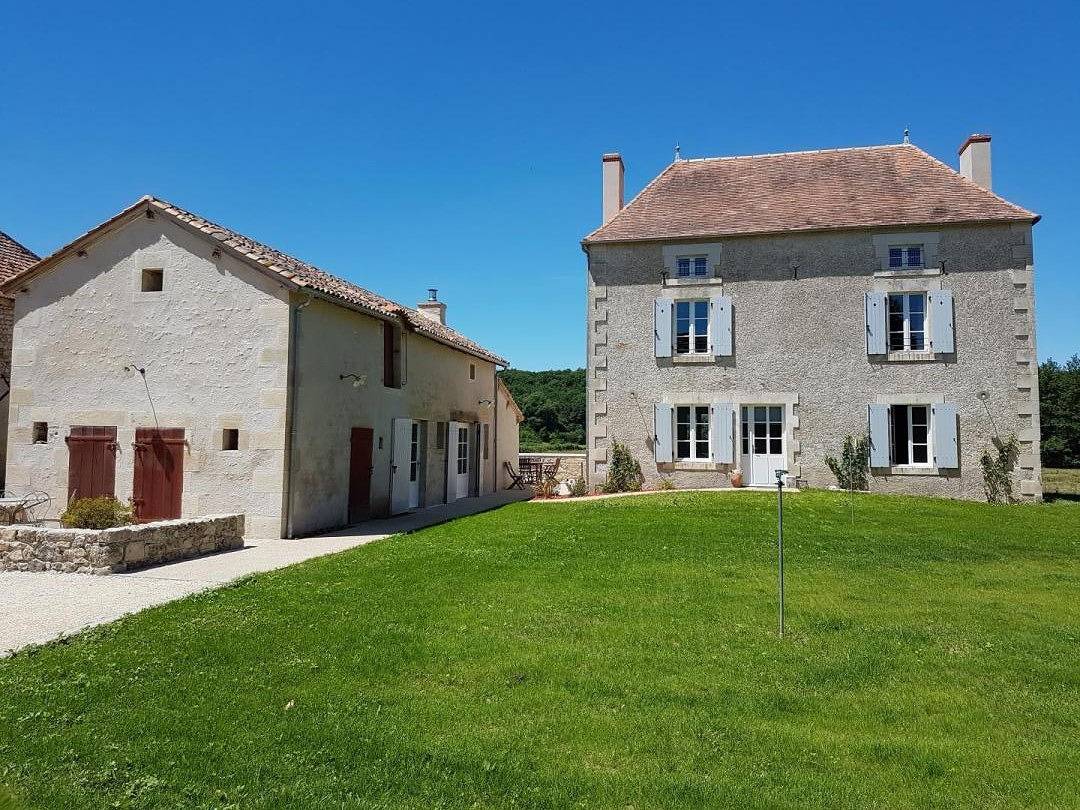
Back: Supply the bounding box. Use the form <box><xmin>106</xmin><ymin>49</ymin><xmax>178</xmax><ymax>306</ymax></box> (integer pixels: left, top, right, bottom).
<box><xmin>390</xmin><ymin>418</ymin><xmax>415</xmax><ymax>515</ymax></box>
<box><xmin>447</xmin><ymin>421</ymin><xmax>470</xmax><ymax>501</ymax></box>
<box><xmin>740</xmin><ymin>405</ymin><xmax>785</xmax><ymax>486</ymax></box>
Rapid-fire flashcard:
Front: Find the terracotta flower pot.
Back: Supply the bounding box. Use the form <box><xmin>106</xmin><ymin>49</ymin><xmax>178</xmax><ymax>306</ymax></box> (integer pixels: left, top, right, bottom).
<box><xmin>730</xmin><ymin>470</ymin><xmax>744</xmax><ymax>488</ymax></box>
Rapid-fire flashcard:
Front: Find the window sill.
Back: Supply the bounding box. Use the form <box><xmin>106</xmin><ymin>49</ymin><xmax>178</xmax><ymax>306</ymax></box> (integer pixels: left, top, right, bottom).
<box><xmin>658</xmin><ymin>461</ymin><xmax>726</xmax><ymax>472</ymax></box>
<box><xmin>664</xmin><ymin>277</ymin><xmax>724</xmax><ymax>287</ymax></box>
<box><xmin>883</xmin><ymin>350</ymin><xmax>938</xmax><ymax>362</ymax></box>
<box><xmin>873</xmin><ymin>466</ymin><xmax>941</xmax><ymax>476</ymax></box>
<box><xmin>874</xmin><ymin>266</ymin><xmax>942</xmax><ymax>278</ymax></box>
<box><xmin>671</xmin><ymin>354</ymin><xmax>719</xmax><ymax>365</ymax></box>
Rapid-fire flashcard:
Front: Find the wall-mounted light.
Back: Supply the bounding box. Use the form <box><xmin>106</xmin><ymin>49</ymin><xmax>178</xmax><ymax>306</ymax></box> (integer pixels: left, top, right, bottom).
<box><xmin>659</xmin><ymin>270</ymin><xmax>668</xmax><ymax>284</ymax></box>
<box><xmin>340</xmin><ymin>373</ymin><xmax>367</xmax><ymax>388</ymax></box>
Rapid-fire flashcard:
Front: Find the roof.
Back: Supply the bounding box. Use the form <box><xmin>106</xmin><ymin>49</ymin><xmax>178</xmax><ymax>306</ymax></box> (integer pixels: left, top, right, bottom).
<box><xmin>0</xmin><ymin>230</ymin><xmax>39</xmax><ymax>284</ymax></box>
<box><xmin>4</xmin><ymin>196</ymin><xmax>507</xmax><ymax>366</ymax></box>
<box><xmin>583</xmin><ymin>143</ymin><xmax>1038</xmax><ymax>244</ymax></box>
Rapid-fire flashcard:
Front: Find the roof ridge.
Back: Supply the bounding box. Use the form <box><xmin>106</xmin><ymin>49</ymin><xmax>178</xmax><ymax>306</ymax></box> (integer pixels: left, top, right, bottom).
<box><xmin>679</xmin><ymin>143</ymin><xmax>906</xmax><ymax>163</ymax></box>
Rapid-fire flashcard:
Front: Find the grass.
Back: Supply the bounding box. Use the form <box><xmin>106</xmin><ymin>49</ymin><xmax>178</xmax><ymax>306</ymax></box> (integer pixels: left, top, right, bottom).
<box><xmin>1</xmin><ymin>491</ymin><xmax>1079</xmax><ymax>808</ymax></box>
<box><xmin>1044</xmin><ymin>467</ymin><xmax>1080</xmax><ymax>497</ymax></box>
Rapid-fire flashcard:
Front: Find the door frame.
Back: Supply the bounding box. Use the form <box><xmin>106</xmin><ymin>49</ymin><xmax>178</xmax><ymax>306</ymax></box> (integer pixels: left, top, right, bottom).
<box><xmin>739</xmin><ymin>404</ymin><xmax>786</xmax><ymax>487</ymax></box>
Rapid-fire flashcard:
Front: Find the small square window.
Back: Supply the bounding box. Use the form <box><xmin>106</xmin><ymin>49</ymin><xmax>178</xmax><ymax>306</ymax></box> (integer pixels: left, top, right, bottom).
<box><xmin>676</xmin><ymin>256</ymin><xmax>709</xmax><ymax>278</ymax></box>
<box><xmin>887</xmin><ymin>245</ymin><xmax>924</xmax><ymax>270</ymax></box>
<box><xmin>141</xmin><ymin>268</ymin><xmax>164</xmax><ymax>292</ymax></box>
<box><xmin>32</xmin><ymin>422</ymin><xmax>48</xmax><ymax>444</ymax></box>
<box><xmin>221</xmin><ymin>428</ymin><xmax>239</xmax><ymax>451</ymax></box>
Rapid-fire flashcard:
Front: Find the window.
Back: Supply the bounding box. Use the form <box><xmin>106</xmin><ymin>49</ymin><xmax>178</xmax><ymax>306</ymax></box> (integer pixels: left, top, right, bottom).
<box><xmin>740</xmin><ymin>406</ymin><xmax>783</xmax><ymax>456</ymax></box>
<box><xmin>32</xmin><ymin>422</ymin><xmax>48</xmax><ymax>444</ymax></box>
<box><xmin>887</xmin><ymin>293</ymin><xmax>927</xmax><ymax>351</ymax></box>
<box><xmin>675</xmin><ymin>405</ymin><xmax>710</xmax><ymax>461</ymax></box>
<box><xmin>382</xmin><ymin>322</ymin><xmax>402</xmax><ymax>388</ymax></box>
<box><xmin>676</xmin><ymin>256</ymin><xmax>708</xmax><ymax>278</ymax></box>
<box><xmin>482</xmin><ymin>423</ymin><xmax>490</xmax><ymax>460</ymax></box>
<box><xmin>141</xmin><ymin>268</ymin><xmax>164</xmax><ymax>292</ymax></box>
<box><xmin>221</xmin><ymin>428</ymin><xmax>239</xmax><ymax>451</ymax></box>
<box><xmin>409</xmin><ymin>422</ymin><xmax>420</xmax><ymax>482</ymax></box>
<box><xmin>456</xmin><ymin>427</ymin><xmax>469</xmax><ymax>474</ymax></box>
<box><xmin>890</xmin><ymin>404</ymin><xmax>931</xmax><ymax>466</ymax></box>
<box><xmin>887</xmin><ymin>245</ymin><xmax>924</xmax><ymax>269</ymax></box>
<box><xmin>469</xmin><ymin>363</ymin><xmax>476</xmax><ymax>380</ymax></box>
<box><xmin>674</xmin><ymin>300</ymin><xmax>710</xmax><ymax>354</ymax></box>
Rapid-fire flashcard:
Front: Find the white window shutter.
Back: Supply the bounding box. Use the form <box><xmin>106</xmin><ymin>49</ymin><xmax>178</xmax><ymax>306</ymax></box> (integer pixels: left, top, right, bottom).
<box><xmin>654</xmin><ymin>403</ymin><xmax>673</xmax><ymax>463</ymax></box>
<box><xmin>865</xmin><ymin>292</ymin><xmax>887</xmax><ymax>355</ymax></box>
<box><xmin>654</xmin><ymin>298</ymin><xmax>673</xmax><ymax>358</ymax></box>
<box><xmin>710</xmin><ymin>295</ymin><xmax>733</xmax><ymax>357</ymax></box>
<box><xmin>710</xmin><ymin>401</ymin><xmax>734</xmax><ymax>463</ymax></box>
<box><xmin>868</xmin><ymin>404</ymin><xmax>890</xmax><ymax>467</ymax></box>
<box><xmin>932</xmin><ymin>403</ymin><xmax>959</xmax><ymax>469</ymax></box>
<box><xmin>929</xmin><ymin>290</ymin><xmax>955</xmax><ymax>354</ymax></box>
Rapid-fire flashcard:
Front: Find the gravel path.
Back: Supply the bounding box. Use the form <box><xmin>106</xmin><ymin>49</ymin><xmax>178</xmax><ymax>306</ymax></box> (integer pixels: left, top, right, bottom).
<box><xmin>1</xmin><ymin>490</ymin><xmax>530</xmax><ymax>654</ymax></box>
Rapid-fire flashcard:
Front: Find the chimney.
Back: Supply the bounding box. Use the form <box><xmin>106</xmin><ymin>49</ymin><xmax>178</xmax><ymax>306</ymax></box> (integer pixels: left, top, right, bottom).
<box><xmin>602</xmin><ymin>152</ymin><xmax>624</xmax><ymax>224</ymax></box>
<box><xmin>958</xmin><ymin>134</ymin><xmax>992</xmax><ymax>190</ymax></box>
<box><xmin>417</xmin><ymin>288</ymin><xmax>446</xmax><ymax>325</ymax></box>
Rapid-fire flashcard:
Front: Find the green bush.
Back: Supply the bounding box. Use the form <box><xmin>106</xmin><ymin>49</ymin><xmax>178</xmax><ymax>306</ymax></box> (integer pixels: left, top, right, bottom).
<box><xmin>569</xmin><ymin>477</ymin><xmax>589</xmax><ymax>498</ymax></box>
<box><xmin>603</xmin><ymin>442</ymin><xmax>643</xmax><ymax>493</ymax></box>
<box><xmin>981</xmin><ymin>435</ymin><xmax>1019</xmax><ymax>504</ymax></box>
<box><xmin>825</xmin><ymin>435</ymin><xmax>870</xmax><ymax>491</ymax></box>
<box><xmin>60</xmin><ymin>496</ymin><xmax>134</xmax><ymax>529</ymax></box>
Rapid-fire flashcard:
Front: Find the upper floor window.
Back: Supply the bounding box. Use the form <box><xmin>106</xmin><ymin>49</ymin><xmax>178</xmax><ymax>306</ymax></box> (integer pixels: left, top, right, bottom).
<box><xmin>676</xmin><ymin>256</ymin><xmax>708</xmax><ymax>278</ymax></box>
<box><xmin>382</xmin><ymin>321</ymin><xmax>403</xmax><ymax>388</ymax></box>
<box><xmin>888</xmin><ymin>293</ymin><xmax>927</xmax><ymax>351</ymax></box>
<box><xmin>675</xmin><ymin>405</ymin><xmax>710</xmax><ymax>461</ymax></box>
<box><xmin>888</xmin><ymin>245</ymin><xmax>923</xmax><ymax>269</ymax></box>
<box><xmin>141</xmin><ymin>268</ymin><xmax>164</xmax><ymax>292</ymax></box>
<box><xmin>674</xmin><ymin>300</ymin><xmax>709</xmax><ymax>354</ymax></box>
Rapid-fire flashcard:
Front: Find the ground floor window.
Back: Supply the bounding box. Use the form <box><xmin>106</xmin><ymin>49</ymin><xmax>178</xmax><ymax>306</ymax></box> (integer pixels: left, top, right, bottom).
<box><xmin>410</xmin><ymin>422</ymin><xmax>420</xmax><ymax>482</ymax></box>
<box><xmin>456</xmin><ymin>426</ymin><xmax>469</xmax><ymax>474</ymax></box>
<box><xmin>890</xmin><ymin>404</ymin><xmax>931</xmax><ymax>466</ymax></box>
<box><xmin>675</xmin><ymin>405</ymin><xmax>710</xmax><ymax>461</ymax></box>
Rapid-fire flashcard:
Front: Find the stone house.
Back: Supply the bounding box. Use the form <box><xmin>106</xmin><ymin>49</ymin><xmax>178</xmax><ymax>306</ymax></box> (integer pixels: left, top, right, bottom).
<box><xmin>2</xmin><ymin>196</ymin><xmax>521</xmax><ymax>537</ymax></box>
<box><xmin>583</xmin><ymin>135</ymin><xmax>1042</xmax><ymax>500</ymax></box>
<box><xmin>0</xmin><ymin>230</ymin><xmax>41</xmax><ymax>489</ymax></box>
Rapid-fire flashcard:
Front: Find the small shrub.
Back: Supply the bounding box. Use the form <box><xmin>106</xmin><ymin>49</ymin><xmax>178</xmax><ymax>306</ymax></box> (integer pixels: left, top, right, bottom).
<box><xmin>603</xmin><ymin>442</ymin><xmax>643</xmax><ymax>493</ymax></box>
<box><xmin>535</xmin><ymin>477</ymin><xmax>558</xmax><ymax>498</ymax></box>
<box><xmin>825</xmin><ymin>435</ymin><xmax>870</xmax><ymax>491</ymax></box>
<box><xmin>60</xmin><ymin>496</ymin><xmax>134</xmax><ymax>529</ymax></box>
<box><xmin>657</xmin><ymin>476</ymin><xmax>675</xmax><ymax>491</ymax></box>
<box><xmin>981</xmin><ymin>434</ymin><xmax>1019</xmax><ymax>504</ymax></box>
<box><xmin>569</xmin><ymin>478</ymin><xmax>589</xmax><ymax>498</ymax></box>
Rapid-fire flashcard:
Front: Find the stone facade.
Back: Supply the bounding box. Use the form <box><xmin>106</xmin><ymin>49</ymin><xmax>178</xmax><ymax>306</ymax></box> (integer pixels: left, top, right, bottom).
<box><xmin>0</xmin><ymin>513</ymin><xmax>244</xmax><ymax>574</ymax></box>
<box><xmin>586</xmin><ymin>222</ymin><xmax>1041</xmax><ymax>500</ymax></box>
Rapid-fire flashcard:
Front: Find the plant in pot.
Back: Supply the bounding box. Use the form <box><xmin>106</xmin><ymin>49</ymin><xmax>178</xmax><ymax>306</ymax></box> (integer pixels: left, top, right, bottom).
<box><xmin>730</xmin><ymin>468</ymin><xmax>744</xmax><ymax>488</ymax></box>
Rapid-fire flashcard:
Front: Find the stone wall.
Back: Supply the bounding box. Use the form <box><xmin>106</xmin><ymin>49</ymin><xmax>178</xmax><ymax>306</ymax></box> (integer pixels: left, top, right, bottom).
<box><xmin>0</xmin><ymin>513</ymin><xmax>244</xmax><ymax>574</ymax></box>
<box><xmin>519</xmin><ymin>453</ymin><xmax>587</xmax><ymax>486</ymax></box>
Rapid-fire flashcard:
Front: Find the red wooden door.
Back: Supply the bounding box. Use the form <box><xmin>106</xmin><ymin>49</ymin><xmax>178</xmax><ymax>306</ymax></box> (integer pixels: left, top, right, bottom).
<box><xmin>349</xmin><ymin>427</ymin><xmax>374</xmax><ymax>524</ymax></box>
<box><xmin>65</xmin><ymin>426</ymin><xmax>118</xmax><ymax>502</ymax></box>
<box><xmin>132</xmin><ymin>428</ymin><xmax>185</xmax><ymax>522</ymax></box>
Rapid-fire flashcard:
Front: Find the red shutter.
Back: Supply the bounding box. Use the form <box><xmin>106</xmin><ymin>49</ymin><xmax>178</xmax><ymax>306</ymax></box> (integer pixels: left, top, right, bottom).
<box><xmin>132</xmin><ymin>428</ymin><xmax>185</xmax><ymax>522</ymax></box>
<box><xmin>65</xmin><ymin>426</ymin><xmax>118</xmax><ymax>502</ymax></box>
<box><xmin>348</xmin><ymin>427</ymin><xmax>374</xmax><ymax>524</ymax></box>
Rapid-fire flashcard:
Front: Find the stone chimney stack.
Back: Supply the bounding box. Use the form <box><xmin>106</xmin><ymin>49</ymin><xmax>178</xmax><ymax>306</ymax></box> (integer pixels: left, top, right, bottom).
<box><xmin>958</xmin><ymin>134</ymin><xmax>992</xmax><ymax>190</ymax></box>
<box><xmin>417</xmin><ymin>288</ymin><xmax>446</xmax><ymax>325</ymax></box>
<box><xmin>602</xmin><ymin>153</ymin><xmax>625</xmax><ymax>224</ymax></box>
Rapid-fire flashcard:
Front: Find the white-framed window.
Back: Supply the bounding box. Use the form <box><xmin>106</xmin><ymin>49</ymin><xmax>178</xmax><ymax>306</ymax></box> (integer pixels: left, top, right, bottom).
<box><xmin>456</xmin><ymin>427</ymin><xmax>469</xmax><ymax>474</ymax></box>
<box><xmin>888</xmin><ymin>245</ymin><xmax>924</xmax><ymax>269</ymax></box>
<box><xmin>674</xmin><ymin>300</ymin><xmax>709</xmax><ymax>354</ymax></box>
<box><xmin>675</xmin><ymin>405</ymin><xmax>711</xmax><ymax>461</ymax></box>
<box><xmin>409</xmin><ymin>422</ymin><xmax>420</xmax><ymax>482</ymax></box>
<box><xmin>890</xmin><ymin>404</ymin><xmax>931</xmax><ymax>466</ymax></box>
<box><xmin>676</xmin><ymin>255</ymin><xmax>709</xmax><ymax>278</ymax></box>
<box><xmin>887</xmin><ymin>292</ymin><xmax>927</xmax><ymax>351</ymax></box>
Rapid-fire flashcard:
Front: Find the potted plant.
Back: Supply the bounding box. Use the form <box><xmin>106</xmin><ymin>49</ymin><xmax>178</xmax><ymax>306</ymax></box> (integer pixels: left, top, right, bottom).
<box><xmin>730</xmin><ymin>468</ymin><xmax>744</xmax><ymax>488</ymax></box>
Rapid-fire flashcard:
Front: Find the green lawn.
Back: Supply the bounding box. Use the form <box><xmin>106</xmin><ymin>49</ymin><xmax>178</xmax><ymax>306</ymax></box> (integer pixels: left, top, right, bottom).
<box><xmin>2</xmin><ymin>491</ymin><xmax>1079</xmax><ymax>809</ymax></box>
<box><xmin>1044</xmin><ymin>467</ymin><xmax>1080</xmax><ymax>496</ymax></box>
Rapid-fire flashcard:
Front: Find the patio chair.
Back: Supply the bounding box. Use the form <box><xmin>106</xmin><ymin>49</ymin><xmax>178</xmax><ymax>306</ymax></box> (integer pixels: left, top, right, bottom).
<box><xmin>503</xmin><ymin>461</ymin><xmax>527</xmax><ymax>490</ymax></box>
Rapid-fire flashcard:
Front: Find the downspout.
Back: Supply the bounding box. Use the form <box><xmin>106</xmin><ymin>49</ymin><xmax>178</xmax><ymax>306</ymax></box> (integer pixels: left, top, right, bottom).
<box><xmin>283</xmin><ymin>292</ymin><xmax>314</xmax><ymax>538</ymax></box>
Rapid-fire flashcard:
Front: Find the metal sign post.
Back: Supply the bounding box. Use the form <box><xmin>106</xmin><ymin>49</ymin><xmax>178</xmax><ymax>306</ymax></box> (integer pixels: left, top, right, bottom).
<box><xmin>775</xmin><ymin>469</ymin><xmax>788</xmax><ymax>638</ymax></box>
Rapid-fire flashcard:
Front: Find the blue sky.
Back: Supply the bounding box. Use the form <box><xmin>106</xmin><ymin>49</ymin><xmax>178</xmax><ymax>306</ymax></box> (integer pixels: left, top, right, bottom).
<box><xmin>2</xmin><ymin>0</ymin><xmax>1077</xmax><ymax>369</ymax></box>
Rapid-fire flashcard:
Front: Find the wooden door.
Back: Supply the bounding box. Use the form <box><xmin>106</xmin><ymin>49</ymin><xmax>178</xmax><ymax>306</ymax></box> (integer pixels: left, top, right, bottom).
<box><xmin>65</xmin><ymin>426</ymin><xmax>118</xmax><ymax>503</ymax></box>
<box><xmin>132</xmin><ymin>428</ymin><xmax>185</xmax><ymax>522</ymax></box>
<box><xmin>349</xmin><ymin>427</ymin><xmax>374</xmax><ymax>524</ymax></box>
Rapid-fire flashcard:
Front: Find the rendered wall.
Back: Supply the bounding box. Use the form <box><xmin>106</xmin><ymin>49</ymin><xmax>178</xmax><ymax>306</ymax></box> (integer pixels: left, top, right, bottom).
<box><xmin>287</xmin><ymin>298</ymin><xmax>511</xmax><ymax>535</ymax></box>
<box><xmin>5</xmin><ymin>215</ymin><xmax>291</xmax><ymax>538</ymax></box>
<box><xmin>586</xmin><ymin>222</ymin><xmax>1041</xmax><ymax>500</ymax></box>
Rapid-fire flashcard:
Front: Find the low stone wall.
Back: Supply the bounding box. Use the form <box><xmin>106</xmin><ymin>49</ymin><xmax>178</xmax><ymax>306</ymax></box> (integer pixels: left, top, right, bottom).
<box><xmin>519</xmin><ymin>453</ymin><xmax>588</xmax><ymax>488</ymax></box>
<box><xmin>0</xmin><ymin>514</ymin><xmax>244</xmax><ymax>574</ymax></box>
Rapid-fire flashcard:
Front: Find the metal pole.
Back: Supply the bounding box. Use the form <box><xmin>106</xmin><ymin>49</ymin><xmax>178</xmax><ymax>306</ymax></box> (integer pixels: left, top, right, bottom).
<box><xmin>776</xmin><ymin>469</ymin><xmax>788</xmax><ymax>638</ymax></box>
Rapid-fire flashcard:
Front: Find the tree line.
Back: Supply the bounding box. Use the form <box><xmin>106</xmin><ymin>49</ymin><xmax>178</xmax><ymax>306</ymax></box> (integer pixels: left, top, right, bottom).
<box><xmin>1040</xmin><ymin>355</ymin><xmax>1080</xmax><ymax>468</ymax></box>
<box><xmin>499</xmin><ymin>368</ymin><xmax>585</xmax><ymax>452</ymax></box>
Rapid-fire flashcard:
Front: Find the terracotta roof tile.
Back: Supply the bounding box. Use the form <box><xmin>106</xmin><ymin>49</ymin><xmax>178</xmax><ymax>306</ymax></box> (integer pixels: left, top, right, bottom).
<box><xmin>0</xmin><ymin>230</ymin><xmax>39</xmax><ymax>284</ymax></box>
<box><xmin>584</xmin><ymin>144</ymin><xmax>1037</xmax><ymax>244</ymax></box>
